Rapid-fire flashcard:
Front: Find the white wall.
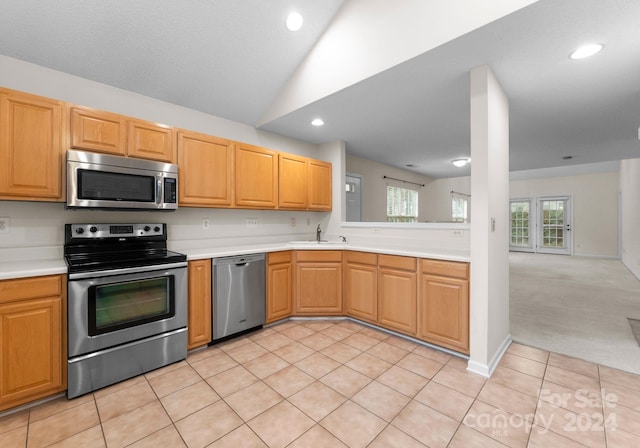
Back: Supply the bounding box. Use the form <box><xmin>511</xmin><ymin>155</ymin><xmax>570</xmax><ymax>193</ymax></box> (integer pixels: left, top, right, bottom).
<box><xmin>422</xmin><ymin>176</ymin><xmax>471</xmax><ymax>222</ymax></box>
<box><xmin>620</xmin><ymin>158</ymin><xmax>640</xmax><ymax>279</ymax></box>
<box><xmin>510</xmin><ymin>171</ymin><xmax>619</xmax><ymax>257</ymax></box>
<box><xmin>0</xmin><ymin>55</ymin><xmax>317</xmax><ymax>158</ymax></box>
<box><xmin>0</xmin><ymin>55</ymin><xmax>330</xmax><ymax>253</ymax></box>
<box><xmin>345</xmin><ymin>153</ymin><xmax>435</xmax><ymax>222</ymax></box>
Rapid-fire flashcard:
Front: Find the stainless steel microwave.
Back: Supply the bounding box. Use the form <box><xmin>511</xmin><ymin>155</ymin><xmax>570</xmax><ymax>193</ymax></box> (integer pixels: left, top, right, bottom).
<box><xmin>66</xmin><ymin>149</ymin><xmax>178</xmax><ymax>210</ymax></box>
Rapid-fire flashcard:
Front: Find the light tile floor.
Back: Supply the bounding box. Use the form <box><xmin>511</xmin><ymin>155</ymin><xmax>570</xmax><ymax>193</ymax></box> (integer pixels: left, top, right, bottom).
<box><xmin>2</xmin><ymin>319</ymin><xmax>640</xmax><ymax>447</ymax></box>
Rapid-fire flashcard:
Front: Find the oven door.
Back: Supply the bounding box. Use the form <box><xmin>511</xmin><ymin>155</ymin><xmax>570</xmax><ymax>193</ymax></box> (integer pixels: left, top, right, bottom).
<box><xmin>68</xmin><ymin>263</ymin><xmax>187</xmax><ymax>358</ymax></box>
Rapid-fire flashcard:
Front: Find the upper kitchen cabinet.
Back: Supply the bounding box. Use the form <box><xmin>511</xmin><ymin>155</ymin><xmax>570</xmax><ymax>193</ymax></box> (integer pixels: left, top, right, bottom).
<box><xmin>70</xmin><ymin>105</ymin><xmax>176</xmax><ymax>163</ymax></box>
<box><xmin>127</xmin><ymin>118</ymin><xmax>175</xmax><ymax>163</ymax></box>
<box><xmin>278</xmin><ymin>153</ymin><xmax>308</xmax><ymax>209</ymax></box>
<box><xmin>70</xmin><ymin>105</ymin><xmax>126</xmax><ymax>155</ymax></box>
<box><xmin>0</xmin><ymin>88</ymin><xmax>65</xmax><ymax>201</ymax></box>
<box><xmin>308</xmin><ymin>158</ymin><xmax>332</xmax><ymax>211</ymax></box>
<box><xmin>278</xmin><ymin>154</ymin><xmax>333</xmax><ymax>211</ymax></box>
<box><xmin>235</xmin><ymin>142</ymin><xmax>278</xmax><ymax>209</ymax></box>
<box><xmin>178</xmin><ymin>130</ymin><xmax>233</xmax><ymax>207</ymax></box>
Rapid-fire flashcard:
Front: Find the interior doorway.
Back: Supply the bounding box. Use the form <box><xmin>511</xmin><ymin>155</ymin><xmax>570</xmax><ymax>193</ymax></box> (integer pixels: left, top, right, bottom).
<box><xmin>345</xmin><ymin>173</ymin><xmax>362</xmax><ymax>222</ymax></box>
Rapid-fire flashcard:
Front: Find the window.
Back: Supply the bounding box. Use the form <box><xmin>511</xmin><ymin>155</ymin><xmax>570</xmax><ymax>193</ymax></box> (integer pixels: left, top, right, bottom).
<box><xmin>451</xmin><ymin>193</ymin><xmax>469</xmax><ymax>222</ymax></box>
<box><xmin>386</xmin><ymin>185</ymin><xmax>418</xmax><ymax>222</ymax></box>
<box><xmin>510</xmin><ymin>200</ymin><xmax>531</xmax><ymax>249</ymax></box>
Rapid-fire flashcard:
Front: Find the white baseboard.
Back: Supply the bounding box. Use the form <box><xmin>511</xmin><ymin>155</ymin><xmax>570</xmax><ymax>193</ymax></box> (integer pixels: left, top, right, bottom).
<box><xmin>466</xmin><ymin>334</ymin><xmax>512</xmax><ymax>377</ymax></box>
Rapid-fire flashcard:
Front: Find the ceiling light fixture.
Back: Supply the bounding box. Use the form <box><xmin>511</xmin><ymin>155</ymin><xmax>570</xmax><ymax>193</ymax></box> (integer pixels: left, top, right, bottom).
<box><xmin>311</xmin><ymin>118</ymin><xmax>324</xmax><ymax>126</ymax></box>
<box><xmin>286</xmin><ymin>12</ymin><xmax>303</xmax><ymax>31</ymax></box>
<box><xmin>452</xmin><ymin>158</ymin><xmax>470</xmax><ymax>168</ymax></box>
<box><xmin>569</xmin><ymin>43</ymin><xmax>603</xmax><ymax>60</ymax></box>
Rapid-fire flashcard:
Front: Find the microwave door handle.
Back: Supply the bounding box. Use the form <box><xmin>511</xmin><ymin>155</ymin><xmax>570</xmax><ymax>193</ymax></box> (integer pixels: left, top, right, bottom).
<box><xmin>157</xmin><ymin>176</ymin><xmax>163</xmax><ymax>205</ymax></box>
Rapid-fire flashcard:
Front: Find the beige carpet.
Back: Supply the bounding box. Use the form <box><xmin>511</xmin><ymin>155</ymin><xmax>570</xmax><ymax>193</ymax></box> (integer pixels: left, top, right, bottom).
<box><xmin>510</xmin><ymin>252</ymin><xmax>640</xmax><ymax>375</ymax></box>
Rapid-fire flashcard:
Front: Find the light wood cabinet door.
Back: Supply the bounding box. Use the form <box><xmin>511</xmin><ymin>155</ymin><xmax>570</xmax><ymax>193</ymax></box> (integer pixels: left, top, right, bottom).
<box><xmin>308</xmin><ymin>158</ymin><xmax>332</xmax><ymax>211</ymax></box>
<box><xmin>267</xmin><ymin>251</ymin><xmax>293</xmax><ymax>323</ymax></box>
<box><xmin>344</xmin><ymin>252</ymin><xmax>378</xmax><ymax>322</ymax></box>
<box><xmin>187</xmin><ymin>259</ymin><xmax>212</xmax><ymax>350</ymax></box>
<box><xmin>295</xmin><ymin>251</ymin><xmax>343</xmax><ymax>315</ymax></box>
<box><xmin>278</xmin><ymin>153</ymin><xmax>308</xmax><ymax>209</ymax></box>
<box><xmin>0</xmin><ymin>275</ymin><xmax>66</xmax><ymax>412</ymax></box>
<box><xmin>70</xmin><ymin>106</ymin><xmax>126</xmax><ymax>155</ymax></box>
<box><xmin>378</xmin><ymin>267</ymin><xmax>417</xmax><ymax>335</ymax></box>
<box><xmin>0</xmin><ymin>89</ymin><xmax>64</xmax><ymax>201</ymax></box>
<box><xmin>235</xmin><ymin>143</ymin><xmax>278</xmax><ymax>208</ymax></box>
<box><xmin>127</xmin><ymin>119</ymin><xmax>176</xmax><ymax>163</ymax></box>
<box><xmin>419</xmin><ymin>274</ymin><xmax>469</xmax><ymax>354</ymax></box>
<box><xmin>178</xmin><ymin>130</ymin><xmax>234</xmax><ymax>207</ymax></box>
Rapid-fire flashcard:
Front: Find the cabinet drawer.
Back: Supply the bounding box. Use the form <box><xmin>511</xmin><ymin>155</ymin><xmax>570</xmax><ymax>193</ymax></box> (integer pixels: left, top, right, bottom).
<box><xmin>378</xmin><ymin>254</ymin><xmax>416</xmax><ymax>271</ymax></box>
<box><xmin>268</xmin><ymin>250</ymin><xmax>292</xmax><ymax>264</ymax></box>
<box><xmin>421</xmin><ymin>259</ymin><xmax>469</xmax><ymax>279</ymax></box>
<box><xmin>296</xmin><ymin>250</ymin><xmax>343</xmax><ymax>263</ymax></box>
<box><xmin>345</xmin><ymin>251</ymin><xmax>377</xmax><ymax>265</ymax></box>
<box><xmin>0</xmin><ymin>275</ymin><xmax>63</xmax><ymax>304</ymax></box>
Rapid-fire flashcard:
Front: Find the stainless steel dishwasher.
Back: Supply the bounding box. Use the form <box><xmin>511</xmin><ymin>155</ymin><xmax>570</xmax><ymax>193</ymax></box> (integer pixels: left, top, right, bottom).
<box><xmin>211</xmin><ymin>253</ymin><xmax>266</xmax><ymax>340</ymax></box>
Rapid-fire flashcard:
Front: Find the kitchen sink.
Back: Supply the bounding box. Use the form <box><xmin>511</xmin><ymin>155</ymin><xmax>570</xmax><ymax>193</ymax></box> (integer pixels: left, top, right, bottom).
<box><xmin>289</xmin><ymin>240</ymin><xmax>347</xmax><ymax>246</ymax></box>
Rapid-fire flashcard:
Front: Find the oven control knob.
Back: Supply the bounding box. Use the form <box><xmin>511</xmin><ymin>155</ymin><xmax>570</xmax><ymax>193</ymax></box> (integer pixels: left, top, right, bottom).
<box><xmin>89</xmin><ymin>226</ymin><xmax>98</xmax><ymax>233</ymax></box>
<box><xmin>144</xmin><ymin>226</ymin><xmax>151</xmax><ymax>232</ymax></box>
<box><xmin>154</xmin><ymin>226</ymin><xmax>161</xmax><ymax>232</ymax></box>
<box><xmin>75</xmin><ymin>228</ymin><xmax>84</xmax><ymax>235</ymax></box>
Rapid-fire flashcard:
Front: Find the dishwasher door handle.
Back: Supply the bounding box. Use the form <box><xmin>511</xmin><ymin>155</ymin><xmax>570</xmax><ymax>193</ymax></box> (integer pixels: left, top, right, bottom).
<box><xmin>235</xmin><ymin>262</ymin><xmax>248</xmax><ymax>267</ymax></box>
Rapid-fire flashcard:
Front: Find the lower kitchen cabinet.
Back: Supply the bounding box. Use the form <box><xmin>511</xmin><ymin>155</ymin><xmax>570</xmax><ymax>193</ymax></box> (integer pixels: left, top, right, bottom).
<box><xmin>0</xmin><ymin>275</ymin><xmax>66</xmax><ymax>412</ymax></box>
<box><xmin>344</xmin><ymin>251</ymin><xmax>377</xmax><ymax>323</ymax></box>
<box><xmin>419</xmin><ymin>259</ymin><xmax>470</xmax><ymax>354</ymax></box>
<box><xmin>187</xmin><ymin>259</ymin><xmax>212</xmax><ymax>350</ymax></box>
<box><xmin>266</xmin><ymin>251</ymin><xmax>293</xmax><ymax>323</ymax></box>
<box><xmin>377</xmin><ymin>254</ymin><xmax>417</xmax><ymax>336</ymax></box>
<box><xmin>295</xmin><ymin>251</ymin><xmax>343</xmax><ymax>315</ymax></box>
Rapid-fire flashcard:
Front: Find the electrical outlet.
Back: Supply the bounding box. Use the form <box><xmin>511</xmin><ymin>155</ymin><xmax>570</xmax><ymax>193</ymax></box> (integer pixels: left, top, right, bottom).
<box><xmin>246</xmin><ymin>218</ymin><xmax>259</xmax><ymax>228</ymax></box>
<box><xmin>0</xmin><ymin>217</ymin><xmax>9</xmax><ymax>234</ymax></box>
<box><xmin>290</xmin><ymin>217</ymin><xmax>296</xmax><ymax>227</ymax></box>
<box><xmin>202</xmin><ymin>219</ymin><xmax>210</xmax><ymax>229</ymax></box>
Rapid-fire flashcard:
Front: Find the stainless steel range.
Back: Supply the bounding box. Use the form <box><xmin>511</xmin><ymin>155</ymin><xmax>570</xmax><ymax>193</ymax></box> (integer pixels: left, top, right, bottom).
<box><xmin>64</xmin><ymin>223</ymin><xmax>187</xmax><ymax>398</ymax></box>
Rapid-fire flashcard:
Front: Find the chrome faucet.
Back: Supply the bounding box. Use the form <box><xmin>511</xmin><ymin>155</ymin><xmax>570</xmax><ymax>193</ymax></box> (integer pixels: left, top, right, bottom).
<box><xmin>316</xmin><ymin>224</ymin><xmax>322</xmax><ymax>242</ymax></box>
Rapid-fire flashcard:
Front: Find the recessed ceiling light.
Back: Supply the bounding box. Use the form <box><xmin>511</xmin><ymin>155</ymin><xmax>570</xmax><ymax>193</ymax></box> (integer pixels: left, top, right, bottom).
<box><xmin>286</xmin><ymin>12</ymin><xmax>303</xmax><ymax>31</ymax></box>
<box><xmin>311</xmin><ymin>118</ymin><xmax>324</xmax><ymax>126</ymax></box>
<box><xmin>452</xmin><ymin>158</ymin><xmax>470</xmax><ymax>167</ymax></box>
<box><xmin>570</xmin><ymin>43</ymin><xmax>603</xmax><ymax>60</ymax></box>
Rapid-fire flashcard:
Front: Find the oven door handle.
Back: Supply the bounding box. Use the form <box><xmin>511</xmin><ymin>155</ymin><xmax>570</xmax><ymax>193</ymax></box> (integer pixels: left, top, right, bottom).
<box><xmin>68</xmin><ymin>261</ymin><xmax>188</xmax><ymax>280</ymax></box>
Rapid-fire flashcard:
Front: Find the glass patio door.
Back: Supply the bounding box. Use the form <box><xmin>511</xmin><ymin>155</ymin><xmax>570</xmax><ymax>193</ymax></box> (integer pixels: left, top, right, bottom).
<box><xmin>510</xmin><ymin>199</ymin><xmax>534</xmax><ymax>252</ymax></box>
<box><xmin>537</xmin><ymin>197</ymin><xmax>572</xmax><ymax>255</ymax></box>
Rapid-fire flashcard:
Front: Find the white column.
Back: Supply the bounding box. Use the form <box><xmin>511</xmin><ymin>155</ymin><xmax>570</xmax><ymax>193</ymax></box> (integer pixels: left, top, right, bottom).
<box><xmin>468</xmin><ymin>65</ymin><xmax>512</xmax><ymax>376</ymax></box>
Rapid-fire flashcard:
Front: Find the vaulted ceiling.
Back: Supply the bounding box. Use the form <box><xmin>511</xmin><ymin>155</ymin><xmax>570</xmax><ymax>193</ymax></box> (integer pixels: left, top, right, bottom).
<box><xmin>1</xmin><ymin>0</ymin><xmax>638</xmax><ymax>178</ymax></box>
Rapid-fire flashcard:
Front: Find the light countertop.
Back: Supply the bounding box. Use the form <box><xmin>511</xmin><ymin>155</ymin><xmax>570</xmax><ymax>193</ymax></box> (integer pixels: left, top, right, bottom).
<box><xmin>0</xmin><ymin>242</ymin><xmax>470</xmax><ymax>281</ymax></box>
